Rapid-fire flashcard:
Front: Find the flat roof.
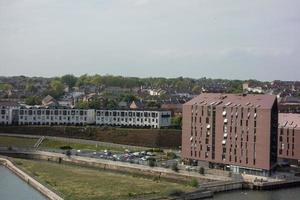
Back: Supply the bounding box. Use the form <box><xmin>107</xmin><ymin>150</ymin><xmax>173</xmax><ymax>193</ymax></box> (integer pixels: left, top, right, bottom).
<box><xmin>279</xmin><ymin>113</ymin><xmax>300</xmax><ymax>129</ymax></box>
<box><xmin>184</xmin><ymin>93</ymin><xmax>277</xmax><ymax>109</ymax></box>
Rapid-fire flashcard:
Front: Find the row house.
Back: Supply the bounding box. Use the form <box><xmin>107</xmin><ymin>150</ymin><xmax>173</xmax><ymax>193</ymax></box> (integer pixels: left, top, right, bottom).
<box><xmin>0</xmin><ymin>102</ymin><xmax>19</xmax><ymax>125</ymax></box>
<box><xmin>95</xmin><ymin>109</ymin><xmax>171</xmax><ymax>128</ymax></box>
<box><xmin>18</xmin><ymin>107</ymin><xmax>95</xmax><ymax>125</ymax></box>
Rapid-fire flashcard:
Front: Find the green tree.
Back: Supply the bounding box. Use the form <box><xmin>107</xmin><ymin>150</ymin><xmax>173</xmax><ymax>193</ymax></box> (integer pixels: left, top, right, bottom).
<box><xmin>25</xmin><ymin>96</ymin><xmax>42</xmax><ymax>105</ymax></box>
<box><xmin>75</xmin><ymin>100</ymin><xmax>89</xmax><ymax>109</ymax></box>
<box><xmin>106</xmin><ymin>100</ymin><xmax>118</xmax><ymax>109</ymax></box>
<box><xmin>171</xmin><ymin>116</ymin><xmax>182</xmax><ymax>128</ymax></box>
<box><xmin>61</xmin><ymin>74</ymin><xmax>78</xmax><ymax>88</ymax></box>
<box><xmin>171</xmin><ymin>163</ymin><xmax>179</xmax><ymax>172</ymax></box>
<box><xmin>121</xmin><ymin>94</ymin><xmax>138</xmax><ymax>103</ymax></box>
<box><xmin>192</xmin><ymin>85</ymin><xmax>201</xmax><ymax>94</ymax></box>
<box><xmin>189</xmin><ymin>178</ymin><xmax>199</xmax><ymax>188</ymax></box>
<box><xmin>146</xmin><ymin>101</ymin><xmax>161</xmax><ymax>108</ymax></box>
<box><xmin>0</xmin><ymin>83</ymin><xmax>13</xmax><ymax>91</ymax></box>
<box><xmin>48</xmin><ymin>80</ymin><xmax>64</xmax><ymax>98</ymax></box>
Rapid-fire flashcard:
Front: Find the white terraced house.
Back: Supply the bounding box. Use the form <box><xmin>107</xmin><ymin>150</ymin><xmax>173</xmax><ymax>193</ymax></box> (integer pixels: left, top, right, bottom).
<box><xmin>18</xmin><ymin>107</ymin><xmax>95</xmax><ymax>125</ymax></box>
<box><xmin>0</xmin><ymin>106</ymin><xmax>12</xmax><ymax>125</ymax></box>
<box><xmin>95</xmin><ymin>109</ymin><xmax>171</xmax><ymax>128</ymax></box>
<box><xmin>0</xmin><ymin>102</ymin><xmax>19</xmax><ymax>125</ymax></box>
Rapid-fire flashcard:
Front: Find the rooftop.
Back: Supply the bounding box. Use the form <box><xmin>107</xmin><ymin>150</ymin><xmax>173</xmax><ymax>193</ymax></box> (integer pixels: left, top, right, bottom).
<box><xmin>185</xmin><ymin>93</ymin><xmax>277</xmax><ymax>109</ymax></box>
<box><xmin>279</xmin><ymin>113</ymin><xmax>300</xmax><ymax>129</ymax></box>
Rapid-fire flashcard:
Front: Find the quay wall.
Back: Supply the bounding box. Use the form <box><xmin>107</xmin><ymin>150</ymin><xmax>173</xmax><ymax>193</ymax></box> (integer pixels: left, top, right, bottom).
<box><xmin>0</xmin><ymin>157</ymin><xmax>63</xmax><ymax>200</ymax></box>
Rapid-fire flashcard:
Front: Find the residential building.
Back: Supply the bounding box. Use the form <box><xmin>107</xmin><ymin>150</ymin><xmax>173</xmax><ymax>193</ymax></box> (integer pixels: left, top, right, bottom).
<box><xmin>278</xmin><ymin>113</ymin><xmax>300</xmax><ymax>165</ymax></box>
<box><xmin>130</xmin><ymin>100</ymin><xmax>144</xmax><ymax>109</ymax></box>
<box><xmin>95</xmin><ymin>109</ymin><xmax>171</xmax><ymax>128</ymax></box>
<box><xmin>278</xmin><ymin>96</ymin><xmax>300</xmax><ymax>113</ymax></box>
<box><xmin>18</xmin><ymin>107</ymin><xmax>95</xmax><ymax>125</ymax></box>
<box><xmin>42</xmin><ymin>95</ymin><xmax>58</xmax><ymax>107</ymax></box>
<box><xmin>0</xmin><ymin>101</ymin><xmax>19</xmax><ymax>125</ymax></box>
<box><xmin>182</xmin><ymin>93</ymin><xmax>278</xmax><ymax>176</ymax></box>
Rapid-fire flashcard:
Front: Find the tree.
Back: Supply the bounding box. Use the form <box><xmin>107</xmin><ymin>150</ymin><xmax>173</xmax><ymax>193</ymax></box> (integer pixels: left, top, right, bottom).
<box><xmin>146</xmin><ymin>101</ymin><xmax>161</xmax><ymax>108</ymax></box>
<box><xmin>171</xmin><ymin>116</ymin><xmax>182</xmax><ymax>128</ymax></box>
<box><xmin>25</xmin><ymin>82</ymin><xmax>37</xmax><ymax>94</ymax></box>
<box><xmin>106</xmin><ymin>100</ymin><xmax>118</xmax><ymax>109</ymax></box>
<box><xmin>199</xmin><ymin>167</ymin><xmax>205</xmax><ymax>175</ymax></box>
<box><xmin>75</xmin><ymin>100</ymin><xmax>89</xmax><ymax>109</ymax></box>
<box><xmin>192</xmin><ymin>85</ymin><xmax>201</xmax><ymax>94</ymax></box>
<box><xmin>148</xmin><ymin>158</ymin><xmax>156</xmax><ymax>167</ymax></box>
<box><xmin>0</xmin><ymin>83</ymin><xmax>13</xmax><ymax>91</ymax></box>
<box><xmin>171</xmin><ymin>163</ymin><xmax>179</xmax><ymax>172</ymax></box>
<box><xmin>47</xmin><ymin>80</ymin><xmax>64</xmax><ymax>98</ymax></box>
<box><xmin>189</xmin><ymin>178</ymin><xmax>199</xmax><ymax>188</ymax></box>
<box><xmin>121</xmin><ymin>94</ymin><xmax>138</xmax><ymax>103</ymax></box>
<box><xmin>25</xmin><ymin>96</ymin><xmax>42</xmax><ymax>105</ymax></box>
<box><xmin>61</xmin><ymin>74</ymin><xmax>78</xmax><ymax>88</ymax></box>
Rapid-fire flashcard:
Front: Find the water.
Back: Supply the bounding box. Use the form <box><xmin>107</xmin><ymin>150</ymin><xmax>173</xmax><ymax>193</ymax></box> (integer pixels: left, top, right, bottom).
<box><xmin>0</xmin><ymin>166</ymin><xmax>46</xmax><ymax>200</ymax></box>
<box><xmin>212</xmin><ymin>187</ymin><xmax>300</xmax><ymax>200</ymax></box>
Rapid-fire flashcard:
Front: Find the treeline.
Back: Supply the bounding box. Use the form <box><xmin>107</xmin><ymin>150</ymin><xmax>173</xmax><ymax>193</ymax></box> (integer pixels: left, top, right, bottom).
<box><xmin>0</xmin><ymin>74</ymin><xmax>268</xmax><ymax>100</ymax></box>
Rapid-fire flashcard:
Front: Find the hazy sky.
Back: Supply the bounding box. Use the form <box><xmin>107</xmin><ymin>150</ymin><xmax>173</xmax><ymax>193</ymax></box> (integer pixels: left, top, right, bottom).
<box><xmin>0</xmin><ymin>0</ymin><xmax>299</xmax><ymax>80</ymax></box>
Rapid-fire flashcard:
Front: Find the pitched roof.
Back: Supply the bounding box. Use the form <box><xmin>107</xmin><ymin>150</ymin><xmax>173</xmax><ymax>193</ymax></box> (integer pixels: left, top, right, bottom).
<box><xmin>185</xmin><ymin>93</ymin><xmax>277</xmax><ymax>109</ymax></box>
<box><xmin>279</xmin><ymin>113</ymin><xmax>300</xmax><ymax>130</ymax></box>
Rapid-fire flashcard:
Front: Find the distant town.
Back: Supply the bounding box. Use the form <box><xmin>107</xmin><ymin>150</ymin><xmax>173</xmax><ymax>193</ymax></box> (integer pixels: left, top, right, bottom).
<box><xmin>1</xmin><ymin>75</ymin><xmax>300</xmax><ymax>200</ymax></box>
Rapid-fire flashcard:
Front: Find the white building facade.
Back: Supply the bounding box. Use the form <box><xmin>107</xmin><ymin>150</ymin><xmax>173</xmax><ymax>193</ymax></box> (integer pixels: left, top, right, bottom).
<box><xmin>0</xmin><ymin>103</ymin><xmax>19</xmax><ymax>125</ymax></box>
<box><xmin>0</xmin><ymin>105</ymin><xmax>13</xmax><ymax>125</ymax></box>
<box><xmin>95</xmin><ymin>109</ymin><xmax>171</xmax><ymax>128</ymax></box>
<box><xmin>18</xmin><ymin>107</ymin><xmax>95</xmax><ymax>125</ymax></box>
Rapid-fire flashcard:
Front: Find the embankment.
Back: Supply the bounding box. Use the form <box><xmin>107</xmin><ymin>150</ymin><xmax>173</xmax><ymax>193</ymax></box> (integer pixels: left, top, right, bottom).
<box><xmin>0</xmin><ymin>150</ymin><xmax>218</xmax><ymax>184</ymax></box>
<box><xmin>0</xmin><ymin>157</ymin><xmax>63</xmax><ymax>200</ymax></box>
<box><xmin>0</xmin><ymin>126</ymin><xmax>181</xmax><ymax>148</ymax></box>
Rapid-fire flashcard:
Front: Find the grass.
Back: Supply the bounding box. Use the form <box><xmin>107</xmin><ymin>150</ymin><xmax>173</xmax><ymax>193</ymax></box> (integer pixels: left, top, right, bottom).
<box><xmin>0</xmin><ymin>136</ymin><xmax>37</xmax><ymax>148</ymax></box>
<box><xmin>39</xmin><ymin>139</ymin><xmax>147</xmax><ymax>153</ymax></box>
<box><xmin>13</xmin><ymin>158</ymin><xmax>193</xmax><ymax>200</ymax></box>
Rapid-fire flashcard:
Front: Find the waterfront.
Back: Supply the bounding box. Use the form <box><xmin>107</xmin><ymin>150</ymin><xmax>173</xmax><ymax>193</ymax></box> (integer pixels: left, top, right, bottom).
<box><xmin>212</xmin><ymin>187</ymin><xmax>300</xmax><ymax>200</ymax></box>
<box><xmin>0</xmin><ymin>166</ymin><xmax>46</xmax><ymax>200</ymax></box>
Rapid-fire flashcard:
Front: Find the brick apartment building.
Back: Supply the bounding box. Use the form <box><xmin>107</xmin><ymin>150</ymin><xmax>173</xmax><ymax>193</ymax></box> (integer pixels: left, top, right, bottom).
<box><xmin>278</xmin><ymin>113</ymin><xmax>300</xmax><ymax>165</ymax></box>
<box><xmin>182</xmin><ymin>93</ymin><xmax>278</xmax><ymax>176</ymax></box>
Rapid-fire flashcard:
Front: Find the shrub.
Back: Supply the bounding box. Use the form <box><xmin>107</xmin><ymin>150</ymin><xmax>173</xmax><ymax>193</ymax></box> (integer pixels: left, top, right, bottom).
<box><xmin>166</xmin><ymin>152</ymin><xmax>177</xmax><ymax>159</ymax></box>
<box><xmin>7</xmin><ymin>146</ymin><xmax>13</xmax><ymax>151</ymax></box>
<box><xmin>66</xmin><ymin>149</ymin><xmax>72</xmax><ymax>157</ymax></box>
<box><xmin>60</xmin><ymin>146</ymin><xmax>73</xmax><ymax>150</ymax></box>
<box><xmin>148</xmin><ymin>158</ymin><xmax>156</xmax><ymax>167</ymax></box>
<box><xmin>171</xmin><ymin>163</ymin><xmax>179</xmax><ymax>172</ymax></box>
<box><xmin>189</xmin><ymin>178</ymin><xmax>199</xmax><ymax>188</ymax></box>
<box><xmin>199</xmin><ymin>167</ymin><xmax>205</xmax><ymax>175</ymax></box>
<box><xmin>168</xmin><ymin>189</ymin><xmax>184</xmax><ymax>196</ymax></box>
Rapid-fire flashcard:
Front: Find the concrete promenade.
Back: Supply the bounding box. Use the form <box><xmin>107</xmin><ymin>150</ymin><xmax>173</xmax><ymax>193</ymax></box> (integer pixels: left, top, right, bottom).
<box><xmin>0</xmin><ymin>157</ymin><xmax>63</xmax><ymax>200</ymax></box>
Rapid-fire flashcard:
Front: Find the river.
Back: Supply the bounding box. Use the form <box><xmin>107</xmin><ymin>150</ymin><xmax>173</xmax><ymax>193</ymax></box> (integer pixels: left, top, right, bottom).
<box><xmin>0</xmin><ymin>166</ymin><xmax>46</xmax><ymax>200</ymax></box>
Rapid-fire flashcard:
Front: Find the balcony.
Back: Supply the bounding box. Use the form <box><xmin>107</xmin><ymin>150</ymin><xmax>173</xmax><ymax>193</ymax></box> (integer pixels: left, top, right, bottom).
<box><xmin>222</xmin><ymin>111</ymin><xmax>226</xmax><ymax>116</ymax></box>
<box><xmin>224</xmin><ymin>119</ymin><xmax>228</xmax><ymax>124</ymax></box>
<box><xmin>222</xmin><ymin>140</ymin><xmax>226</xmax><ymax>145</ymax></box>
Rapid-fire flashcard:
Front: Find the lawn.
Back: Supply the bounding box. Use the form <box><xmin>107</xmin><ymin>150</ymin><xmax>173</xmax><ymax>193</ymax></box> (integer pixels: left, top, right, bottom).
<box><xmin>39</xmin><ymin>139</ymin><xmax>148</xmax><ymax>153</ymax></box>
<box><xmin>13</xmin><ymin>158</ymin><xmax>193</xmax><ymax>200</ymax></box>
<box><xmin>0</xmin><ymin>136</ymin><xmax>38</xmax><ymax>148</ymax></box>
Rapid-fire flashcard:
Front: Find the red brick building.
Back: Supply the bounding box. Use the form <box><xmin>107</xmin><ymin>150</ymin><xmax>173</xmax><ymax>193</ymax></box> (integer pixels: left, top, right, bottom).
<box><xmin>278</xmin><ymin>113</ymin><xmax>300</xmax><ymax>165</ymax></box>
<box><xmin>182</xmin><ymin>93</ymin><xmax>278</xmax><ymax>176</ymax></box>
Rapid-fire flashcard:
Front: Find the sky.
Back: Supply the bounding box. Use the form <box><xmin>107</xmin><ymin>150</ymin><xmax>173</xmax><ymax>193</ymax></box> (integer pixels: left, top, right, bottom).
<box><xmin>0</xmin><ymin>0</ymin><xmax>299</xmax><ymax>81</ymax></box>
